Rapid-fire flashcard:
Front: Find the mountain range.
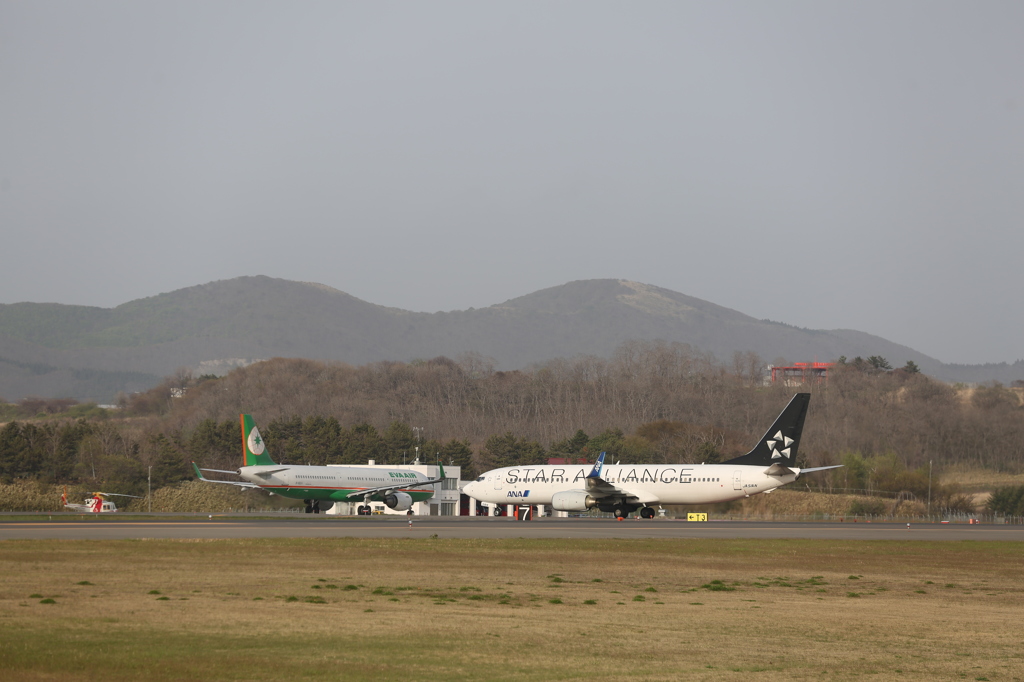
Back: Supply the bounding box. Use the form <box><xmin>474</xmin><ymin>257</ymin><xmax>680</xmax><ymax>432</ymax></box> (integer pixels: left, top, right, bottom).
<box><xmin>1</xmin><ymin>276</ymin><xmax>1020</xmax><ymax>402</ymax></box>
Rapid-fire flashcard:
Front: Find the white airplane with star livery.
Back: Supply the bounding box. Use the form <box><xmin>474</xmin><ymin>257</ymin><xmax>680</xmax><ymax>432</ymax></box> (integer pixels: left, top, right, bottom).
<box><xmin>464</xmin><ymin>393</ymin><xmax>841</xmax><ymax>518</ymax></box>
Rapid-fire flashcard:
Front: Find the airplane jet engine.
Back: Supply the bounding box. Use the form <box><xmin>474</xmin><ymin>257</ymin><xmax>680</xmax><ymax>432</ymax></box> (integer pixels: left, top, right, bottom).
<box><xmin>550</xmin><ymin>490</ymin><xmax>596</xmax><ymax>512</ymax></box>
<box><xmin>384</xmin><ymin>491</ymin><xmax>413</xmax><ymax>511</ymax></box>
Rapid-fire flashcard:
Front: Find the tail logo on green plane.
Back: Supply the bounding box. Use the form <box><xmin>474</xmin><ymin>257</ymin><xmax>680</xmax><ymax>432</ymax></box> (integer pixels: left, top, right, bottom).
<box><xmin>248</xmin><ymin>427</ymin><xmax>265</xmax><ymax>456</ymax></box>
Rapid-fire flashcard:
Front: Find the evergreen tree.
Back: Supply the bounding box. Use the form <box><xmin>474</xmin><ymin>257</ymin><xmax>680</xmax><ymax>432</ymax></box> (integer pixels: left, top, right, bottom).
<box><xmin>549</xmin><ymin>429</ymin><xmax>590</xmax><ymax>460</ymax></box>
<box><xmin>587</xmin><ymin>428</ymin><xmax>625</xmax><ymax>461</ymax></box>
<box><xmin>481</xmin><ymin>432</ymin><xmax>546</xmax><ymax>468</ymax></box>
<box><xmin>987</xmin><ymin>486</ymin><xmax>1024</xmax><ymax>516</ymax></box>
<box><xmin>265</xmin><ymin>416</ymin><xmax>304</xmax><ymax>464</ymax></box>
<box><xmin>185</xmin><ymin>418</ymin><xmax>239</xmax><ymax>470</ymax></box>
<box><xmin>42</xmin><ymin>420</ymin><xmax>91</xmax><ymax>483</ymax></box>
<box><xmin>383</xmin><ymin>421</ymin><xmax>416</xmax><ymax>462</ymax></box>
<box><xmin>339</xmin><ymin>423</ymin><xmax>387</xmax><ymax>464</ymax></box>
<box><xmin>694</xmin><ymin>440</ymin><xmax>722</xmax><ymax>464</ymax></box>
<box><xmin>440</xmin><ymin>439</ymin><xmax>475</xmax><ymax>478</ymax></box>
<box><xmin>149</xmin><ymin>434</ymin><xmax>188</xmax><ymax>488</ymax></box>
<box><xmin>302</xmin><ymin>415</ymin><xmax>343</xmax><ymax>466</ymax></box>
<box><xmin>868</xmin><ymin>356</ymin><xmax>893</xmax><ymax>371</ymax></box>
<box><xmin>0</xmin><ymin>422</ymin><xmax>41</xmax><ymax>480</ymax></box>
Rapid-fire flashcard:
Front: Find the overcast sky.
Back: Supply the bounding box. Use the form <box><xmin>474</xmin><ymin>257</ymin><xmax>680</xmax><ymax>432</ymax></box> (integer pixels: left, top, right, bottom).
<box><xmin>2</xmin><ymin>2</ymin><xmax>1022</xmax><ymax>365</ymax></box>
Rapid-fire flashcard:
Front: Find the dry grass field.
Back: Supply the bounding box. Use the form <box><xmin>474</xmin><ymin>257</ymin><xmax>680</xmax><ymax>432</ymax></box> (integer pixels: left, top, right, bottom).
<box><xmin>941</xmin><ymin>467</ymin><xmax>1024</xmax><ymax>492</ymax></box>
<box><xmin>1</xmin><ymin>538</ymin><xmax>1022</xmax><ymax>681</ymax></box>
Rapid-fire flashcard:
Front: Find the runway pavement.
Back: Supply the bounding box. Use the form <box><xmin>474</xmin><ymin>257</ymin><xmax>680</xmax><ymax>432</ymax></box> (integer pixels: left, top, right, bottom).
<box><xmin>1</xmin><ymin>515</ymin><xmax>1021</xmax><ymax>541</ymax></box>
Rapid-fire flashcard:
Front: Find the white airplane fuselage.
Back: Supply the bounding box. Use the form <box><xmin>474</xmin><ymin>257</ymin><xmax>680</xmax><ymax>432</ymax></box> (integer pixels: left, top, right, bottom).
<box><xmin>236</xmin><ymin>464</ymin><xmax>438</xmax><ymax>504</ymax></box>
<box><xmin>464</xmin><ymin>463</ymin><xmax>799</xmax><ymax>507</ymax></box>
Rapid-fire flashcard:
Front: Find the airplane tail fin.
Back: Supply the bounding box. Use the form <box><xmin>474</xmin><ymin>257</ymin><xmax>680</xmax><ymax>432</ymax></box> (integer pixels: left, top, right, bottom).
<box><xmin>240</xmin><ymin>414</ymin><xmax>277</xmax><ymax>467</ymax></box>
<box><xmin>191</xmin><ymin>462</ymin><xmax>210</xmax><ymax>481</ymax></box>
<box><xmin>724</xmin><ymin>393</ymin><xmax>810</xmax><ymax>467</ymax></box>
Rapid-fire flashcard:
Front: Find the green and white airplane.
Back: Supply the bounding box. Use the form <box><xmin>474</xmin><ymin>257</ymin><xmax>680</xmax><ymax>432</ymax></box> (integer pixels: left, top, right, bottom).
<box><xmin>193</xmin><ymin>414</ymin><xmax>445</xmax><ymax>514</ymax></box>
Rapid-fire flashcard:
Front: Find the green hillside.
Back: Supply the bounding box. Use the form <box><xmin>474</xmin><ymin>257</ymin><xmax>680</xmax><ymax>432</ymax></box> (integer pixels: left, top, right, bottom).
<box><xmin>0</xmin><ymin>302</ymin><xmax>112</xmax><ymax>348</ymax></box>
<box><xmin>1</xmin><ymin>276</ymin><xmax>1021</xmax><ymax>402</ymax></box>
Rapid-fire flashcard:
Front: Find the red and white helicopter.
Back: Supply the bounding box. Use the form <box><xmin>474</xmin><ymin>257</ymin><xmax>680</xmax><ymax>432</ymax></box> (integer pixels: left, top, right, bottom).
<box><xmin>61</xmin><ymin>487</ymin><xmax>141</xmax><ymax>513</ymax></box>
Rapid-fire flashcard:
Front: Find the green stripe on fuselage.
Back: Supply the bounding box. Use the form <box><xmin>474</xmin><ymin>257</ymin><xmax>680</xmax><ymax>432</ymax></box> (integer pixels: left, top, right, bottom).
<box><xmin>264</xmin><ymin>487</ymin><xmax>436</xmax><ymax>502</ymax></box>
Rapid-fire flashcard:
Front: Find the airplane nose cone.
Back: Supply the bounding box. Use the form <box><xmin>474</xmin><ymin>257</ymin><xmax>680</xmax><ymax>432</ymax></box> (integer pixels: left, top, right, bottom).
<box><xmin>464</xmin><ymin>482</ymin><xmax>477</xmax><ymax>496</ymax></box>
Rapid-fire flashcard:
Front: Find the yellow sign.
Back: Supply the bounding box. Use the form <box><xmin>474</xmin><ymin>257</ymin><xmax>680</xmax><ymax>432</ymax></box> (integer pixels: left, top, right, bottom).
<box><xmin>687</xmin><ymin>513</ymin><xmax>708</xmax><ymax>522</ymax></box>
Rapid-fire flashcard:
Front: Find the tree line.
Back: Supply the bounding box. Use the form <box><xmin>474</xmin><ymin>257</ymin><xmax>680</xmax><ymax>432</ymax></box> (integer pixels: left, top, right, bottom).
<box><xmin>2</xmin><ymin>341</ymin><xmax>1022</xmax><ymax>503</ymax></box>
<box><xmin>987</xmin><ymin>486</ymin><xmax>1024</xmax><ymax>517</ymax></box>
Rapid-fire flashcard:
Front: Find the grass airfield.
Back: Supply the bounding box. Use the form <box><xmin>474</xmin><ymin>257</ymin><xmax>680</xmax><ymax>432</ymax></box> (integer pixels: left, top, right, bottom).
<box><xmin>1</xmin><ymin>538</ymin><xmax>1022</xmax><ymax>681</ymax></box>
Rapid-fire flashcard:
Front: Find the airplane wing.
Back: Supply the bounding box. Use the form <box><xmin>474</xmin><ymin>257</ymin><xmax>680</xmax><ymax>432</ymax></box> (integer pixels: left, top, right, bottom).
<box><xmin>199</xmin><ymin>467</ymin><xmax>242</xmax><ymax>475</ymax></box>
<box><xmin>584</xmin><ymin>453</ymin><xmax>660</xmax><ymax>505</ymax></box>
<box><xmin>250</xmin><ymin>468</ymin><xmax>290</xmax><ymax>478</ymax></box>
<box><xmin>794</xmin><ymin>464</ymin><xmax>844</xmax><ymax>480</ymax></box>
<box><xmin>798</xmin><ymin>465</ymin><xmax>844</xmax><ymax>474</ymax></box>
<box><xmin>191</xmin><ymin>462</ymin><xmax>261</xmax><ymax>488</ymax></box>
<box><xmin>343</xmin><ymin>463</ymin><xmax>447</xmax><ymax>501</ymax></box>
<box><xmin>766</xmin><ymin>463</ymin><xmax>843</xmax><ymax>478</ymax></box>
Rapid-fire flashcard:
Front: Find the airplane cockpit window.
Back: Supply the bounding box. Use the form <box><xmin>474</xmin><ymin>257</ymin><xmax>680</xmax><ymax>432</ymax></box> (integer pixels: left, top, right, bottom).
<box><xmin>476</xmin><ymin>476</ymin><xmax>485</xmax><ymax>482</ymax></box>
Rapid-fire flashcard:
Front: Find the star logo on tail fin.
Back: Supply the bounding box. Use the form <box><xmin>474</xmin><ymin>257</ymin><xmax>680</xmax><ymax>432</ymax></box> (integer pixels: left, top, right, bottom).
<box><xmin>766</xmin><ymin>432</ymin><xmax>795</xmax><ymax>460</ymax></box>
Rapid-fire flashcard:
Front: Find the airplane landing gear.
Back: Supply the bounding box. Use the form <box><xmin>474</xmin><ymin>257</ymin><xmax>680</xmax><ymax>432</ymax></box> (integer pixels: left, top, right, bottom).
<box><xmin>640</xmin><ymin>506</ymin><xmax>656</xmax><ymax>519</ymax></box>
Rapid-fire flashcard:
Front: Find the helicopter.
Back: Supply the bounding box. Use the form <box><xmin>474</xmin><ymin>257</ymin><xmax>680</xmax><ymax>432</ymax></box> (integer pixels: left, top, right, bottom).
<box><xmin>61</xmin><ymin>487</ymin><xmax>141</xmax><ymax>513</ymax></box>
